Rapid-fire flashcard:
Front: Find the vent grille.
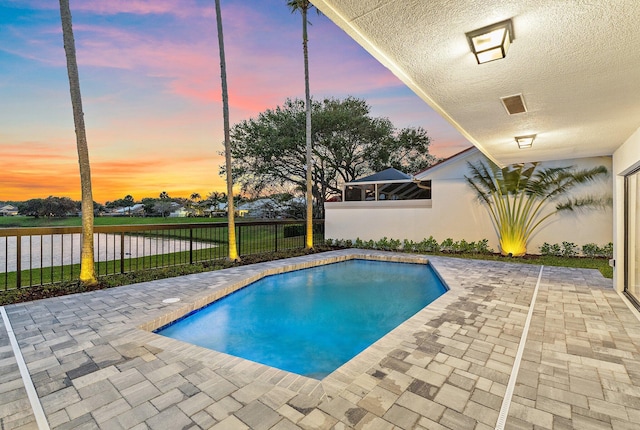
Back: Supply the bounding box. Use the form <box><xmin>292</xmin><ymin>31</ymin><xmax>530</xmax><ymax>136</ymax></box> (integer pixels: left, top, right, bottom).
<box><xmin>501</xmin><ymin>94</ymin><xmax>527</xmax><ymax>115</ymax></box>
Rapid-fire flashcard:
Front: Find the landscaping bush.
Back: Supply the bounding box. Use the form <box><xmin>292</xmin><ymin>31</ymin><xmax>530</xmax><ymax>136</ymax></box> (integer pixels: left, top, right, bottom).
<box><xmin>541</xmin><ymin>241</ymin><xmax>613</xmax><ymax>258</ymax></box>
<box><xmin>561</xmin><ymin>242</ymin><xmax>579</xmax><ymax>258</ymax></box>
<box><xmin>328</xmin><ymin>236</ymin><xmax>494</xmax><ymax>256</ymax></box>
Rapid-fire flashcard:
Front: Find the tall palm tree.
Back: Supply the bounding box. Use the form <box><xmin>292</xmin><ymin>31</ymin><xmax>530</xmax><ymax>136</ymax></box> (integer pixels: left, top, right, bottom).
<box><xmin>214</xmin><ymin>0</ymin><xmax>239</xmax><ymax>261</ymax></box>
<box><xmin>465</xmin><ymin>159</ymin><xmax>609</xmax><ymax>256</ymax></box>
<box><xmin>287</xmin><ymin>0</ymin><xmax>316</xmax><ymax>249</ymax></box>
<box><xmin>59</xmin><ymin>0</ymin><xmax>97</xmax><ymax>285</ymax></box>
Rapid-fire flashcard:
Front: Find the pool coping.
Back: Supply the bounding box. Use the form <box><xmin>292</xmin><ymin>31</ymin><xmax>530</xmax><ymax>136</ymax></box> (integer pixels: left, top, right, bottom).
<box><xmin>139</xmin><ymin>251</ymin><xmax>432</xmax><ymax>333</ymax></box>
<box><xmin>137</xmin><ymin>250</ymin><xmax>459</xmax><ymax>401</ymax></box>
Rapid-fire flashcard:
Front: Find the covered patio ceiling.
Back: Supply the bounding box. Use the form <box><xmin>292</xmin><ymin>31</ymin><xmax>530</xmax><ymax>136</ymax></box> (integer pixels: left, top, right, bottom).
<box><xmin>312</xmin><ymin>0</ymin><xmax>640</xmax><ymax>166</ymax></box>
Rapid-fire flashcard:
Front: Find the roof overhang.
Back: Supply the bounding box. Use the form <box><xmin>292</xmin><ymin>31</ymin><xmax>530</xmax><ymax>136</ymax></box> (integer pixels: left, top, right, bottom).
<box><xmin>312</xmin><ymin>0</ymin><xmax>640</xmax><ymax>166</ymax></box>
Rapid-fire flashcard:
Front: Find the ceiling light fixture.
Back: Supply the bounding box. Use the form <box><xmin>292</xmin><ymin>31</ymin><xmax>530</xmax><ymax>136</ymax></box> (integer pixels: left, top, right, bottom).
<box><xmin>515</xmin><ymin>134</ymin><xmax>536</xmax><ymax>149</ymax></box>
<box><xmin>466</xmin><ymin>19</ymin><xmax>514</xmax><ymax>64</ymax></box>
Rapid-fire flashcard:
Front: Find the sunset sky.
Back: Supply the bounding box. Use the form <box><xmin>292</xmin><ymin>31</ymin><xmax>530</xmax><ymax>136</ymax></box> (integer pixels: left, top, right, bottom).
<box><xmin>0</xmin><ymin>0</ymin><xmax>470</xmax><ymax>204</ymax></box>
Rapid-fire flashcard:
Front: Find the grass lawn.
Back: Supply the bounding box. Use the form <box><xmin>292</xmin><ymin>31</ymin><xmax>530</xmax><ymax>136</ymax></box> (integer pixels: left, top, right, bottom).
<box><xmin>0</xmin><ymin>215</ymin><xmax>229</xmax><ymax>228</ymax></box>
<box><xmin>452</xmin><ymin>252</ymin><xmax>613</xmax><ymax>279</ymax></box>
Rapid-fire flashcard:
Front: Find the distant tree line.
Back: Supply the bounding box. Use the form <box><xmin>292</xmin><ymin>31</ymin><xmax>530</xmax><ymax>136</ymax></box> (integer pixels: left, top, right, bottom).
<box><xmin>16</xmin><ymin>196</ymin><xmax>103</xmax><ymax>218</ymax></box>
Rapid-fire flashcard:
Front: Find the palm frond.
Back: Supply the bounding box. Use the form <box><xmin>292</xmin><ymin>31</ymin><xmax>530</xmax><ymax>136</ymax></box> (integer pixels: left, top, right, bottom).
<box><xmin>466</xmin><ymin>158</ymin><xmax>608</xmax><ymax>256</ymax></box>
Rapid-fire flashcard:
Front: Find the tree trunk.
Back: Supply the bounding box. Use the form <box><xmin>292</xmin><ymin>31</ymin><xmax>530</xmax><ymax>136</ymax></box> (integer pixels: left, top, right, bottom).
<box><xmin>302</xmin><ymin>5</ymin><xmax>314</xmax><ymax>249</ymax></box>
<box><xmin>59</xmin><ymin>0</ymin><xmax>97</xmax><ymax>286</ymax></box>
<box><xmin>215</xmin><ymin>0</ymin><xmax>239</xmax><ymax>261</ymax></box>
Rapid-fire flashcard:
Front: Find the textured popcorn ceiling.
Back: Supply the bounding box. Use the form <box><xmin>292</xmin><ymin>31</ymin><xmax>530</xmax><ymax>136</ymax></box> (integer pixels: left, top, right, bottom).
<box><xmin>313</xmin><ymin>0</ymin><xmax>640</xmax><ymax>165</ymax></box>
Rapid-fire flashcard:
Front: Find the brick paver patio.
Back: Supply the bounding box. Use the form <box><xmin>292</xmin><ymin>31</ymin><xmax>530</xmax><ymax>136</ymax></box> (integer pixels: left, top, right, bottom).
<box><xmin>1</xmin><ymin>250</ymin><xmax>639</xmax><ymax>429</ymax></box>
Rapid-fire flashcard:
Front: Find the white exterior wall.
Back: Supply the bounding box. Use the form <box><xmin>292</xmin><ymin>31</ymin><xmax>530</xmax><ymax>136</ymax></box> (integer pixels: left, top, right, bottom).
<box><xmin>613</xmin><ymin>126</ymin><xmax>640</xmax><ymax>292</ymax></box>
<box><xmin>326</xmin><ymin>151</ymin><xmax>613</xmax><ymax>255</ymax></box>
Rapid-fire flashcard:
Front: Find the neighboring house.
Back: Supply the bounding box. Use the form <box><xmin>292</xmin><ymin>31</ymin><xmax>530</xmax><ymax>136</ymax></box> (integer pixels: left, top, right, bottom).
<box><xmin>169</xmin><ymin>205</ymin><xmax>190</xmax><ymax>218</ymax></box>
<box><xmin>341</xmin><ymin>168</ymin><xmax>431</xmax><ymax>202</ymax></box>
<box><xmin>235</xmin><ymin>197</ymin><xmax>306</xmax><ymax>219</ymax></box>
<box><xmin>237</xmin><ymin>198</ymin><xmax>281</xmax><ymax>219</ymax></box>
<box><xmin>113</xmin><ymin>203</ymin><xmax>145</xmax><ymax>216</ymax></box>
<box><xmin>0</xmin><ymin>204</ymin><xmax>18</xmax><ymax>216</ymax></box>
<box><xmin>204</xmin><ymin>202</ymin><xmax>228</xmax><ymax>217</ymax></box>
<box><xmin>325</xmin><ymin>148</ymin><xmax>613</xmax><ymax>254</ymax></box>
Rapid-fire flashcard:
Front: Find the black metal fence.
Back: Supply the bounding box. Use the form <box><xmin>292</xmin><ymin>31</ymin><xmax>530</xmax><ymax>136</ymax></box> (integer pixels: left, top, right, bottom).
<box><xmin>0</xmin><ymin>220</ymin><xmax>325</xmax><ymax>290</ymax></box>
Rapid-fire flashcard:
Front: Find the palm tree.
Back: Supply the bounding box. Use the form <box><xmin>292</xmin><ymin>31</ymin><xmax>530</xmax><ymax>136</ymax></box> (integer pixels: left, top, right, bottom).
<box><xmin>465</xmin><ymin>159</ymin><xmax>609</xmax><ymax>256</ymax></box>
<box><xmin>214</xmin><ymin>0</ymin><xmax>239</xmax><ymax>261</ymax></box>
<box><xmin>189</xmin><ymin>193</ymin><xmax>202</xmax><ymax>216</ymax></box>
<box><xmin>123</xmin><ymin>194</ymin><xmax>135</xmax><ymax>216</ymax></box>
<box><xmin>59</xmin><ymin>0</ymin><xmax>97</xmax><ymax>286</ymax></box>
<box><xmin>287</xmin><ymin>0</ymin><xmax>317</xmax><ymax>249</ymax></box>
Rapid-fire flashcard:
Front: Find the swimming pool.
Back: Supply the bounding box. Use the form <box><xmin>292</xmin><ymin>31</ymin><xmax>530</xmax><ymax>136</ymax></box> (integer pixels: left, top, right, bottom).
<box><xmin>156</xmin><ymin>259</ymin><xmax>447</xmax><ymax>379</ymax></box>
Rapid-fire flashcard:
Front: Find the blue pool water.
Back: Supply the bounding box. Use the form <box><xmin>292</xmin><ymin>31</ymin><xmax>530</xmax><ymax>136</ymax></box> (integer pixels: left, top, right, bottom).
<box><xmin>157</xmin><ymin>259</ymin><xmax>447</xmax><ymax>379</ymax></box>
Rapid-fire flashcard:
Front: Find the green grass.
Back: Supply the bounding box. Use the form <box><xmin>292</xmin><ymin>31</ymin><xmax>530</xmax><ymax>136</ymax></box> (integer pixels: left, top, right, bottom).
<box><xmin>0</xmin><ymin>231</ymin><xmax>322</xmax><ymax>291</ymax></box>
<box><xmin>438</xmin><ymin>251</ymin><xmax>613</xmax><ymax>278</ymax></box>
<box><xmin>0</xmin><ymin>215</ymin><xmax>229</xmax><ymax>228</ymax></box>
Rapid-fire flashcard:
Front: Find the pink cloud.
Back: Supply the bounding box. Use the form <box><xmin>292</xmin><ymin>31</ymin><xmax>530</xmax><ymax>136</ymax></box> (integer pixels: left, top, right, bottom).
<box><xmin>17</xmin><ymin>0</ymin><xmax>213</xmax><ymax>19</ymax></box>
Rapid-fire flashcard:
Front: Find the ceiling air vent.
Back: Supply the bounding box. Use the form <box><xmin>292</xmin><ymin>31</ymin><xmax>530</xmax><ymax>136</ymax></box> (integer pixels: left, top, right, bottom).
<box><xmin>501</xmin><ymin>94</ymin><xmax>527</xmax><ymax>115</ymax></box>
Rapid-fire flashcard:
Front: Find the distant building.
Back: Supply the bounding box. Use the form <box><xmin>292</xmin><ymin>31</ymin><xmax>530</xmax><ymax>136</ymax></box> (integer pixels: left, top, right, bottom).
<box><xmin>0</xmin><ymin>204</ymin><xmax>18</xmax><ymax>216</ymax></box>
<box><xmin>113</xmin><ymin>203</ymin><xmax>145</xmax><ymax>216</ymax></box>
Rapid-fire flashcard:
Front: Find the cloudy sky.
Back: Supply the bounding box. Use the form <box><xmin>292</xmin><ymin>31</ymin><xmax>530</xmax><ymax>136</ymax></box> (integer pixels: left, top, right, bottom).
<box><xmin>0</xmin><ymin>0</ymin><xmax>470</xmax><ymax>203</ymax></box>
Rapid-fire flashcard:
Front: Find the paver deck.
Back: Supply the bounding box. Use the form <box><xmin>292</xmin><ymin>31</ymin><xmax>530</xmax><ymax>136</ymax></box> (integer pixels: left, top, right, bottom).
<box><xmin>1</xmin><ymin>249</ymin><xmax>639</xmax><ymax>429</ymax></box>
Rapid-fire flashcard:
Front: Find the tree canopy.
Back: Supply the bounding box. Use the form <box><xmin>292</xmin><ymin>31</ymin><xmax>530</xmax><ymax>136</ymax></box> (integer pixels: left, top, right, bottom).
<box><xmin>225</xmin><ymin>97</ymin><xmax>436</xmax><ymax>214</ymax></box>
<box><xmin>18</xmin><ymin>196</ymin><xmax>82</xmax><ymax>218</ymax></box>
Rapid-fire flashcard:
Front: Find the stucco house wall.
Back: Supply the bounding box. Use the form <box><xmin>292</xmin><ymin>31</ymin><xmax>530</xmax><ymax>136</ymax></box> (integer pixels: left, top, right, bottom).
<box><xmin>613</xmin><ymin>126</ymin><xmax>640</xmax><ymax>291</ymax></box>
<box><xmin>325</xmin><ymin>148</ymin><xmax>613</xmax><ymax>254</ymax></box>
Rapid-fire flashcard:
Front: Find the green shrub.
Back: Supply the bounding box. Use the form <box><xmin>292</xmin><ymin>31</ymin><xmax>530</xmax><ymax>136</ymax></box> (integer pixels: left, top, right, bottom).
<box><xmin>561</xmin><ymin>242</ymin><xmax>579</xmax><ymax>258</ymax></box>
<box><xmin>582</xmin><ymin>243</ymin><xmax>600</xmax><ymax>258</ymax></box>
<box><xmin>540</xmin><ymin>242</ymin><xmax>562</xmax><ymax>256</ymax></box>
<box><xmin>440</xmin><ymin>238</ymin><xmax>454</xmax><ymax>253</ymax></box>
<box><xmin>376</xmin><ymin>237</ymin><xmax>390</xmax><ymax>250</ymax></box>
<box><xmin>476</xmin><ymin>239</ymin><xmax>492</xmax><ymax>254</ymax></box>
<box><xmin>402</xmin><ymin>239</ymin><xmax>415</xmax><ymax>252</ymax></box>
<box><xmin>415</xmin><ymin>236</ymin><xmax>438</xmax><ymax>253</ymax></box>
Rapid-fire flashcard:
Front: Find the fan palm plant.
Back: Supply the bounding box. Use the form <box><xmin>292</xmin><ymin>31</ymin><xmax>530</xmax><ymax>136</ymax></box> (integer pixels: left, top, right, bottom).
<box><xmin>465</xmin><ymin>159</ymin><xmax>609</xmax><ymax>256</ymax></box>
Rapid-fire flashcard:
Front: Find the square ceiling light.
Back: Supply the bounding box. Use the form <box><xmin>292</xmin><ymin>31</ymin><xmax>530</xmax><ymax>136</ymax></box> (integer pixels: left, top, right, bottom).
<box><xmin>466</xmin><ymin>19</ymin><xmax>514</xmax><ymax>64</ymax></box>
<box><xmin>515</xmin><ymin>134</ymin><xmax>536</xmax><ymax>149</ymax></box>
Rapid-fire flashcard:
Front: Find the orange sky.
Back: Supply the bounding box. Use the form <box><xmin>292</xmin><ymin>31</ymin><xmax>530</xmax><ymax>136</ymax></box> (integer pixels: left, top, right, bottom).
<box><xmin>0</xmin><ymin>0</ymin><xmax>470</xmax><ymax>204</ymax></box>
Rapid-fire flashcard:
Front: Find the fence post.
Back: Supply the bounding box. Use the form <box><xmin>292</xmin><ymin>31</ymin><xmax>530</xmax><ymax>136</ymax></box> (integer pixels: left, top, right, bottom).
<box><xmin>16</xmin><ymin>234</ymin><xmax>22</xmax><ymax>288</ymax></box>
<box><xmin>274</xmin><ymin>223</ymin><xmax>278</xmax><ymax>252</ymax></box>
<box><xmin>120</xmin><ymin>232</ymin><xmax>125</xmax><ymax>274</ymax></box>
<box><xmin>189</xmin><ymin>228</ymin><xmax>193</xmax><ymax>264</ymax></box>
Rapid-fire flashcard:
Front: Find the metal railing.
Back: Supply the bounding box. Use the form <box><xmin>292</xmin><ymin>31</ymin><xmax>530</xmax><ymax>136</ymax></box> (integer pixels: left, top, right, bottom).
<box><xmin>0</xmin><ymin>220</ymin><xmax>325</xmax><ymax>290</ymax></box>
